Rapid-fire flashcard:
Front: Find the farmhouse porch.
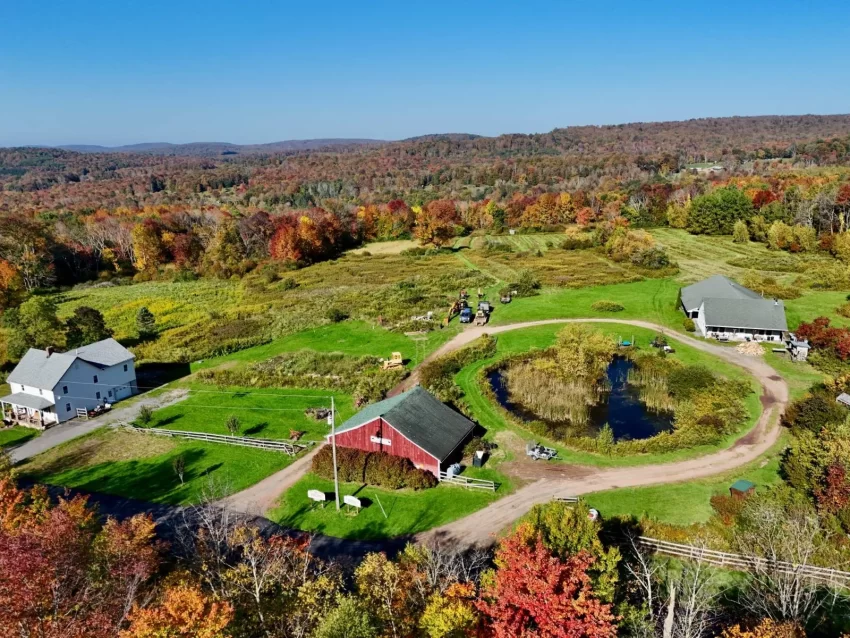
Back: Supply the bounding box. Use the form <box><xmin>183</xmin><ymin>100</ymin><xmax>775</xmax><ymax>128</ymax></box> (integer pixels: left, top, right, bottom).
<box><xmin>0</xmin><ymin>392</ymin><xmax>59</xmax><ymax>429</ymax></box>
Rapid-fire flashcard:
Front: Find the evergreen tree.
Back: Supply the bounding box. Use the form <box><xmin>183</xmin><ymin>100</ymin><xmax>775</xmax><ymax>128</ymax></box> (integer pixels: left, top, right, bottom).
<box><xmin>135</xmin><ymin>307</ymin><xmax>156</xmax><ymax>339</ymax></box>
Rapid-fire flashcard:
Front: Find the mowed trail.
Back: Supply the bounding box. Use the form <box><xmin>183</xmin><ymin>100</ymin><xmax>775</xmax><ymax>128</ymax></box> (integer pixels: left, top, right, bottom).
<box><xmin>397</xmin><ymin>319</ymin><xmax>788</xmax><ymax>547</ymax></box>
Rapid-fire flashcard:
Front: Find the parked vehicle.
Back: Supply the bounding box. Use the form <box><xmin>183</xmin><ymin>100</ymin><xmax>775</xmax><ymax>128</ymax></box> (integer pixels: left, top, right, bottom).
<box><xmin>459</xmin><ymin>307</ymin><xmax>473</xmax><ymax>323</ymax></box>
<box><xmin>526</xmin><ymin>441</ymin><xmax>557</xmax><ymax>460</ymax></box>
<box><xmin>473</xmin><ymin>310</ymin><xmax>489</xmax><ymax>326</ymax></box>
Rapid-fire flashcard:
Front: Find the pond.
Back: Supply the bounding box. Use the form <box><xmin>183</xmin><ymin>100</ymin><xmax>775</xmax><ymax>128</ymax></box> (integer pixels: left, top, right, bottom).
<box><xmin>488</xmin><ymin>357</ymin><xmax>674</xmax><ymax>441</ymax></box>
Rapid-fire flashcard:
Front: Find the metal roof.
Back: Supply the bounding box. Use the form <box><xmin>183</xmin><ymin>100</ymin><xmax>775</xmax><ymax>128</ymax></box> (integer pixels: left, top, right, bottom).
<box><xmin>333</xmin><ymin>386</ymin><xmax>476</xmax><ymax>461</ymax></box>
<box><xmin>7</xmin><ymin>338</ymin><xmax>134</xmax><ymax>390</ymax></box>
<box><xmin>837</xmin><ymin>393</ymin><xmax>850</xmax><ymax>407</ymax></box>
<box><xmin>730</xmin><ymin>479</ymin><xmax>756</xmax><ymax>492</ymax></box>
<box><xmin>680</xmin><ymin>275</ymin><xmax>763</xmax><ymax>311</ymax></box>
<box><xmin>0</xmin><ymin>392</ymin><xmax>55</xmax><ymax>410</ymax></box>
<box><xmin>702</xmin><ymin>298</ymin><xmax>788</xmax><ymax>332</ymax></box>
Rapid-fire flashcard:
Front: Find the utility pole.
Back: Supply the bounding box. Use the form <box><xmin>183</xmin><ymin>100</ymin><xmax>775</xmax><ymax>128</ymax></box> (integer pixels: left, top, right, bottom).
<box><xmin>330</xmin><ymin>395</ymin><xmax>340</xmax><ymax>511</ymax></box>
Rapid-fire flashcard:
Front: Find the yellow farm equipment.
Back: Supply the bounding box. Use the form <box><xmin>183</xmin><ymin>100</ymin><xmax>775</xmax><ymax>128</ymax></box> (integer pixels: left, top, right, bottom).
<box><xmin>382</xmin><ymin>352</ymin><xmax>404</xmax><ymax>370</ymax></box>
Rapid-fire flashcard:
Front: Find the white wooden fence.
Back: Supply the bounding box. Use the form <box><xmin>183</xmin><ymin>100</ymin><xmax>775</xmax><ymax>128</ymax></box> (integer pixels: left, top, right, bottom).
<box><xmin>126</xmin><ymin>426</ymin><xmax>310</xmax><ymax>456</ymax></box>
<box><xmin>438</xmin><ymin>471</ymin><xmax>497</xmax><ymax>491</ymax></box>
<box><xmin>638</xmin><ymin>536</ymin><xmax>850</xmax><ymax>587</ymax></box>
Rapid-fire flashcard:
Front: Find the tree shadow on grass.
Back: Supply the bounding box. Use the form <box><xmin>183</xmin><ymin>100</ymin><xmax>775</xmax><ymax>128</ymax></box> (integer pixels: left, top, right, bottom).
<box><xmin>244</xmin><ymin>422</ymin><xmax>269</xmax><ymax>436</ymax></box>
<box><xmin>151</xmin><ymin>414</ymin><xmax>183</xmax><ymax>428</ymax></box>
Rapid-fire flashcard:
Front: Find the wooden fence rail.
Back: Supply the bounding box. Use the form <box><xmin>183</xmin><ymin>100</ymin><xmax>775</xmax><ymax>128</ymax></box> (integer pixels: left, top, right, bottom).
<box><xmin>438</xmin><ymin>471</ymin><xmax>497</xmax><ymax>491</ymax></box>
<box><xmin>126</xmin><ymin>426</ymin><xmax>310</xmax><ymax>456</ymax></box>
<box><xmin>638</xmin><ymin>536</ymin><xmax>850</xmax><ymax>586</ymax></box>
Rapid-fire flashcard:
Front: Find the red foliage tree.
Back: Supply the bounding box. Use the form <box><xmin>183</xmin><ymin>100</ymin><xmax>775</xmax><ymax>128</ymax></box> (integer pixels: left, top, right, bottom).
<box><xmin>0</xmin><ymin>480</ymin><xmax>162</xmax><ymax>638</ymax></box>
<box><xmin>476</xmin><ymin>525</ymin><xmax>616</xmax><ymax>638</ymax></box>
<box><xmin>752</xmin><ymin>190</ymin><xmax>779</xmax><ymax>209</ymax></box>
<box><xmin>795</xmin><ymin>317</ymin><xmax>850</xmax><ymax>360</ymax></box>
<box><xmin>814</xmin><ymin>463</ymin><xmax>850</xmax><ymax>515</ymax></box>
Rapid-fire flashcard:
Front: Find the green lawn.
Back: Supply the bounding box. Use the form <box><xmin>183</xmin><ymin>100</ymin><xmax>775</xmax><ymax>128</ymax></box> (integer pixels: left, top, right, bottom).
<box><xmin>146</xmin><ymin>385</ymin><xmax>356</xmax><ymax>443</ymax></box>
<box><xmin>0</xmin><ymin>426</ymin><xmax>38</xmax><ymax>449</ymax></box>
<box><xmin>584</xmin><ymin>437</ymin><xmax>787</xmax><ymax>526</ymax></box>
<box><xmin>269</xmin><ymin>472</ymin><xmax>507</xmax><ymax>540</ymax></box>
<box><xmin>191</xmin><ymin>321</ymin><xmax>459</xmax><ymax>373</ymax></box>
<box><xmin>761</xmin><ymin>350</ymin><xmax>824</xmax><ymax>400</ymax></box>
<box><xmin>489</xmin><ymin>278</ymin><xmax>684</xmax><ymax>330</ymax></box>
<box><xmin>20</xmin><ymin>428</ymin><xmax>294</xmax><ymax>505</ymax></box>
<box><xmin>455</xmin><ymin>322</ymin><xmax>764</xmax><ymax>467</ymax></box>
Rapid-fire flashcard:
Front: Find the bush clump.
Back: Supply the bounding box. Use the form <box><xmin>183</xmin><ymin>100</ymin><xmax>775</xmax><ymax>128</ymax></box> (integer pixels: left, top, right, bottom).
<box><xmin>420</xmin><ymin>335</ymin><xmax>497</xmax><ymax>405</ymax></box>
<box><xmin>683</xmin><ymin>317</ymin><xmax>696</xmax><ymax>332</ymax></box>
<box><xmin>312</xmin><ymin>445</ymin><xmax>437</xmax><ymax>490</ymax></box>
<box><xmin>591</xmin><ymin>300</ymin><xmax>624</xmax><ymax>312</ymax></box>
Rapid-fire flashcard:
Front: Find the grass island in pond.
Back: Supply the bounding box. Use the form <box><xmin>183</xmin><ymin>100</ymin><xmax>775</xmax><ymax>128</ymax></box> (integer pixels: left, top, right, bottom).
<box><xmin>489</xmin><ymin>355</ymin><xmax>674</xmax><ymax>441</ymax></box>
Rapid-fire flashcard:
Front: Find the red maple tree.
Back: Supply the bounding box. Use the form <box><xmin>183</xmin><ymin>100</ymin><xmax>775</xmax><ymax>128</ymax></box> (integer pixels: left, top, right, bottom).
<box><xmin>476</xmin><ymin>525</ymin><xmax>617</xmax><ymax>638</ymax></box>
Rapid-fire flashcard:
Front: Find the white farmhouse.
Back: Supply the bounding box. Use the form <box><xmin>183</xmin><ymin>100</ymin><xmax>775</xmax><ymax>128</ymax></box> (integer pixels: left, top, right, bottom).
<box><xmin>680</xmin><ymin>275</ymin><xmax>788</xmax><ymax>342</ymax></box>
<box><xmin>1</xmin><ymin>338</ymin><xmax>137</xmax><ymax>428</ymax></box>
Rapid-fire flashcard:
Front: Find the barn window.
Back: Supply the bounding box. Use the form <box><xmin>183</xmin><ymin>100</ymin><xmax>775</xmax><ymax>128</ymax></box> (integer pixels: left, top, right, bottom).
<box><xmin>93</xmin><ymin>375</ymin><xmax>98</xmax><ymax>384</ymax></box>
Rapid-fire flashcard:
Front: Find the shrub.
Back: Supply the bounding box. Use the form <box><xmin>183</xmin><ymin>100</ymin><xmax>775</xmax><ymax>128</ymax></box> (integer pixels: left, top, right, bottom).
<box><xmin>591</xmin><ymin>301</ymin><xmax>624</xmax><ymax>312</ymax></box>
<box><xmin>136</xmin><ymin>404</ymin><xmax>154</xmax><ymax>426</ymax></box>
<box><xmin>279</xmin><ymin>277</ymin><xmax>298</xmax><ymax>290</ymax></box>
<box><xmin>311</xmin><ymin>445</ymin><xmax>437</xmax><ymax>489</ymax></box>
<box><xmin>667</xmin><ymin>365</ymin><xmax>715</xmax><ymax>399</ymax></box>
<box><xmin>420</xmin><ymin>335</ymin><xmax>497</xmax><ymax>405</ymax></box>
<box><xmin>837</xmin><ymin>302</ymin><xmax>850</xmax><ymax>318</ymax></box>
<box><xmin>732</xmin><ymin>220</ymin><xmax>749</xmax><ymax>243</ymax></box>
<box><xmin>683</xmin><ymin>317</ymin><xmax>695</xmax><ymax>332</ymax></box>
<box><xmin>326</xmin><ymin>308</ymin><xmax>349</xmax><ymax>323</ymax></box>
<box><xmin>225</xmin><ymin>415</ymin><xmax>241</xmax><ymax>436</ymax></box>
<box><xmin>710</xmin><ymin>493</ymin><xmax>746</xmax><ymax>525</ymax></box>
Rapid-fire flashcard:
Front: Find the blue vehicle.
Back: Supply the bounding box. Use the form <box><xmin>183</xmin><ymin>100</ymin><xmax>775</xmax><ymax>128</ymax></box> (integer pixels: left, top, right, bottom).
<box><xmin>459</xmin><ymin>307</ymin><xmax>473</xmax><ymax>323</ymax></box>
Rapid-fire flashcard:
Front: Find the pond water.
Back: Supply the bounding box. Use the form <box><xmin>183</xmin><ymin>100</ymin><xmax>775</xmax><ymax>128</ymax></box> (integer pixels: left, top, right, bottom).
<box><xmin>488</xmin><ymin>357</ymin><xmax>674</xmax><ymax>441</ymax></box>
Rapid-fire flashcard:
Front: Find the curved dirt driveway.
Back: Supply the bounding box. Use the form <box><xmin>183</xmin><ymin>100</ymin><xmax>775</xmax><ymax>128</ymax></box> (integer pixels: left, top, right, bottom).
<box><xmin>408</xmin><ymin>319</ymin><xmax>788</xmax><ymax>547</ymax></box>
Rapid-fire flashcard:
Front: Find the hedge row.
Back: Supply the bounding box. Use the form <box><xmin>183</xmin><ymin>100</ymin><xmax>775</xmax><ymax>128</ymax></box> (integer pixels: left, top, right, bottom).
<box><xmin>312</xmin><ymin>445</ymin><xmax>437</xmax><ymax>490</ymax></box>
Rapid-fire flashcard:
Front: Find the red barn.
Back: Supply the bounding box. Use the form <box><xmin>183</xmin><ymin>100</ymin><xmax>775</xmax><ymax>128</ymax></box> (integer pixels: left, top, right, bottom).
<box><xmin>327</xmin><ymin>386</ymin><xmax>475</xmax><ymax>477</ymax></box>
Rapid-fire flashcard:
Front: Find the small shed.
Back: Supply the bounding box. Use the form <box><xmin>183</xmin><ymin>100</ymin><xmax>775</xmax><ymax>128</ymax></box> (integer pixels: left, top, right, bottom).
<box><xmin>789</xmin><ymin>340</ymin><xmax>810</xmax><ymax>362</ymax></box>
<box><xmin>729</xmin><ymin>479</ymin><xmax>756</xmax><ymax>498</ymax></box>
<box><xmin>837</xmin><ymin>393</ymin><xmax>850</xmax><ymax>408</ymax></box>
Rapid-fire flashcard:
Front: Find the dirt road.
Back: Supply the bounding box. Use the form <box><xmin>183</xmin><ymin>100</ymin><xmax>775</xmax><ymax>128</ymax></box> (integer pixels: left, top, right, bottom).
<box><xmin>221</xmin><ymin>318</ymin><xmax>787</xmax><ymax>547</ymax></box>
<box><xmin>413</xmin><ymin>319</ymin><xmax>788</xmax><ymax>546</ymax></box>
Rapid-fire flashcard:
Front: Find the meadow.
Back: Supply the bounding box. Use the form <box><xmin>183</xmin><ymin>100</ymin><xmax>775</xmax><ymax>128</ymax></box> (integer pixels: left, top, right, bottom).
<box><xmin>17</xmin><ymin>228</ymin><xmax>850</xmax><ymax>534</ymax></box>
<box><xmin>0</xmin><ymin>426</ymin><xmax>37</xmax><ymax>449</ymax></box>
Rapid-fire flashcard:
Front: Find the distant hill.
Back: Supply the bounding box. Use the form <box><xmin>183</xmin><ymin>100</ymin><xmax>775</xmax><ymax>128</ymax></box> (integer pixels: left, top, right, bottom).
<box><xmin>59</xmin><ymin>138</ymin><xmax>386</xmax><ymax>157</ymax></box>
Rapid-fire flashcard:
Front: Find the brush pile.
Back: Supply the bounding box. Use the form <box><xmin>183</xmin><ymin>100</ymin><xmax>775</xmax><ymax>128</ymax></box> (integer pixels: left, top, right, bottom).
<box><xmin>735</xmin><ymin>341</ymin><xmax>765</xmax><ymax>356</ymax></box>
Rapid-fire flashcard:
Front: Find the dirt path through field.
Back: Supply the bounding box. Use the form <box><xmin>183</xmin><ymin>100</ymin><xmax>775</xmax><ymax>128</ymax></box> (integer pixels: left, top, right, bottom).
<box><xmin>222</xmin><ymin>318</ymin><xmax>787</xmax><ymax>547</ymax></box>
<box><xmin>411</xmin><ymin>319</ymin><xmax>787</xmax><ymax>546</ymax></box>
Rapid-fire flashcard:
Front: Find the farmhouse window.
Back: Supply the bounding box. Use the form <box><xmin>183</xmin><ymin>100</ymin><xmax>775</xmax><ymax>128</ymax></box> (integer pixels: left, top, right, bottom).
<box><xmin>63</xmin><ymin>386</ymin><xmax>68</xmax><ymax>394</ymax></box>
<box><xmin>124</xmin><ymin>364</ymin><xmax>128</xmax><ymax>372</ymax></box>
<box><xmin>96</xmin><ymin>391</ymin><xmax>101</xmax><ymax>400</ymax></box>
<box><xmin>93</xmin><ymin>375</ymin><xmax>98</xmax><ymax>383</ymax></box>
<box><xmin>66</xmin><ymin>403</ymin><xmax>71</xmax><ymax>412</ymax></box>
<box><xmin>108</xmin><ymin>390</ymin><xmax>112</xmax><ymax>397</ymax></box>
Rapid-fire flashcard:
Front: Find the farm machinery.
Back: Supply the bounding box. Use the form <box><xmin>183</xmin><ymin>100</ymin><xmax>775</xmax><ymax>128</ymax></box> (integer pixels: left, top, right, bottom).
<box><xmin>382</xmin><ymin>352</ymin><xmax>404</xmax><ymax>370</ymax></box>
<box><xmin>526</xmin><ymin>441</ymin><xmax>557</xmax><ymax>461</ymax></box>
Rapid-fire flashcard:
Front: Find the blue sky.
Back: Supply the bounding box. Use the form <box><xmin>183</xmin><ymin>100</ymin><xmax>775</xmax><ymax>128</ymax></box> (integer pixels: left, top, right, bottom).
<box><xmin>1</xmin><ymin>0</ymin><xmax>849</xmax><ymax>146</ymax></box>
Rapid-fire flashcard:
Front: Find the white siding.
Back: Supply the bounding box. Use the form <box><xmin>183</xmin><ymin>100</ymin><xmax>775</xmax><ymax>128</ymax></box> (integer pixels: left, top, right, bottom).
<box><xmin>52</xmin><ymin>358</ymin><xmax>137</xmax><ymax>423</ymax></box>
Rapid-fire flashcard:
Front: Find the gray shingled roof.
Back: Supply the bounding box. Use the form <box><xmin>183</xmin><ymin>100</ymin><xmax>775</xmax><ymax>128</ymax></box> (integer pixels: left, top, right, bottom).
<box><xmin>680</xmin><ymin>275</ymin><xmax>762</xmax><ymax>311</ymax></box>
<box><xmin>332</xmin><ymin>386</ymin><xmax>475</xmax><ymax>461</ymax></box>
<box><xmin>0</xmin><ymin>392</ymin><xmax>55</xmax><ymax>410</ymax></box>
<box><xmin>702</xmin><ymin>298</ymin><xmax>788</xmax><ymax>332</ymax></box>
<box><xmin>75</xmin><ymin>338</ymin><xmax>135</xmax><ymax>367</ymax></box>
<box><xmin>7</xmin><ymin>338</ymin><xmax>133</xmax><ymax>389</ymax></box>
<box><xmin>7</xmin><ymin>350</ymin><xmax>76</xmax><ymax>389</ymax></box>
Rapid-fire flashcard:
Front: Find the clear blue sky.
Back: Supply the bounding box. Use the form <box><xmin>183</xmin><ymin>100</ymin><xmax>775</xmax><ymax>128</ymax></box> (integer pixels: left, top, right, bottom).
<box><xmin>1</xmin><ymin>0</ymin><xmax>848</xmax><ymax>146</ymax></box>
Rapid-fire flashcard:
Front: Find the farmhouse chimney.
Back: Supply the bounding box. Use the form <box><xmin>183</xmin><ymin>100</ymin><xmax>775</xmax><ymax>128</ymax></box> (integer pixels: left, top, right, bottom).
<box><xmin>46</xmin><ymin>346</ymin><xmax>54</xmax><ymax>357</ymax></box>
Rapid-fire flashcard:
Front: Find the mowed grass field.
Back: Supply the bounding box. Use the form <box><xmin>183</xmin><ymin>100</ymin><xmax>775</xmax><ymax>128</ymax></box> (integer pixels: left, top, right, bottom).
<box><xmin>269</xmin><ymin>470</ymin><xmax>509</xmax><ymax>540</ymax></box>
<box><xmin>0</xmin><ymin>426</ymin><xmax>38</xmax><ymax>449</ymax></box>
<box><xmin>144</xmin><ymin>386</ymin><xmax>355</xmax><ymax>442</ymax></box>
<box><xmin>585</xmin><ymin>437</ymin><xmax>787</xmax><ymax>526</ymax></box>
<box><xmin>454</xmin><ymin>322</ymin><xmax>763</xmax><ymax>468</ymax></box>
<box><xmin>19</xmin><ymin>428</ymin><xmax>294</xmax><ymax>505</ymax></box>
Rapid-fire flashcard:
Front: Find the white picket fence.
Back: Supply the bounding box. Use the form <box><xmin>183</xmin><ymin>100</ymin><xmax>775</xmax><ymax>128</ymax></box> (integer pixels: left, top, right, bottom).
<box><xmin>438</xmin><ymin>471</ymin><xmax>497</xmax><ymax>491</ymax></box>
<box><xmin>126</xmin><ymin>425</ymin><xmax>310</xmax><ymax>456</ymax></box>
<box><xmin>638</xmin><ymin>536</ymin><xmax>850</xmax><ymax>587</ymax></box>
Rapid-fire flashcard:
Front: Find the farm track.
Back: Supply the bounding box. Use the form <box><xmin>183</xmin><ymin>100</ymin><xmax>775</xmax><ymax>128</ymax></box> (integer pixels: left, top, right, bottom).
<box><xmin>407</xmin><ymin>319</ymin><xmax>788</xmax><ymax>547</ymax></box>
